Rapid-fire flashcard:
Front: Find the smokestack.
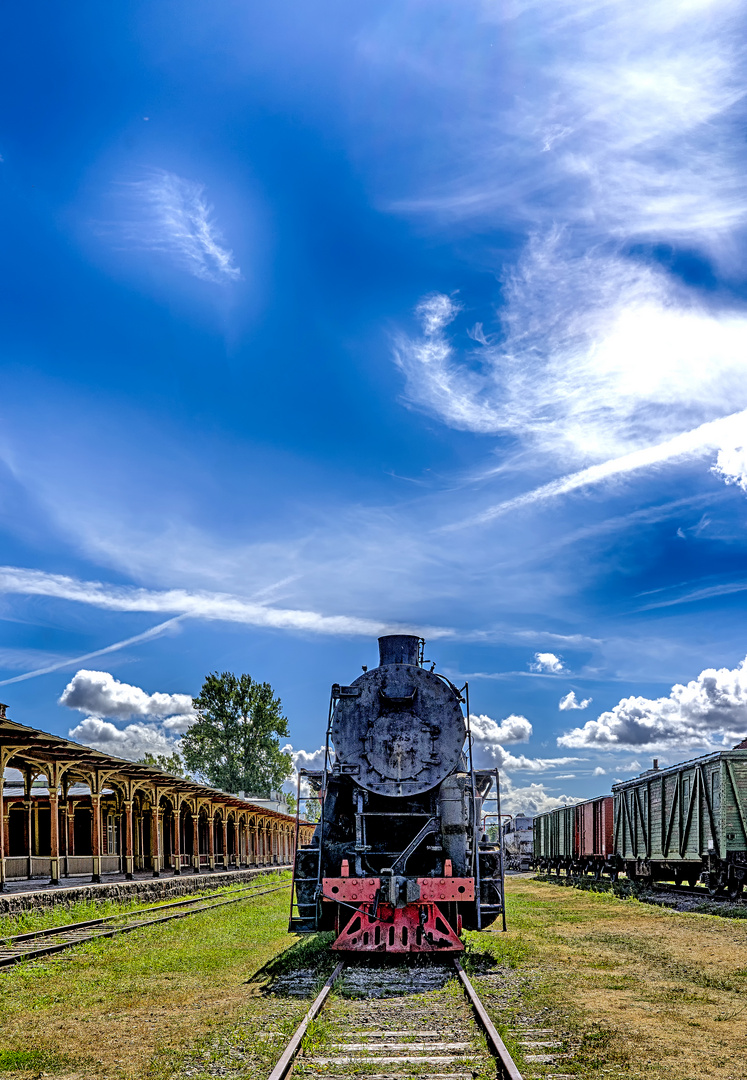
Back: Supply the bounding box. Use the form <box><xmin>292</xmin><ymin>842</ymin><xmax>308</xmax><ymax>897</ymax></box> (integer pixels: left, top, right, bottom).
<box><xmin>652</xmin><ymin>759</ymin><xmax>659</xmax><ymax>770</ymax></box>
<box><xmin>378</xmin><ymin>635</ymin><xmax>421</xmax><ymax>667</ymax></box>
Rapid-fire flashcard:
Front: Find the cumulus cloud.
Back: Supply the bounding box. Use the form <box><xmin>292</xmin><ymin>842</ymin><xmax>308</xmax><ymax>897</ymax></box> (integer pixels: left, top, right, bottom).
<box><xmin>470</xmin><ymin>713</ymin><xmax>578</xmax><ymax>773</ymax></box>
<box><xmin>123</xmin><ymin>169</ymin><xmax>242</xmax><ymax>285</ymax></box>
<box><xmin>469</xmin><ymin>712</ymin><xmax>532</xmax><ymax>745</ymax></box>
<box><xmin>282</xmin><ymin>744</ymin><xmax>333</xmax><ymax>807</ymax></box>
<box><xmin>60</xmin><ymin>669</ymin><xmax>195</xmax><ymax>722</ymax></box>
<box><xmin>500</xmin><ymin>779</ymin><xmax>583</xmax><ymax>816</ymax></box>
<box><xmin>593</xmin><ymin>766</ymin><xmax>606</xmax><ymax>776</ymax></box>
<box><xmin>61</xmin><ymin>670</ymin><xmax>197</xmax><ymax>762</ymax></box>
<box><xmin>67</xmin><ymin>717</ymin><xmax>179</xmax><ymax>761</ymax></box>
<box><xmin>559</xmin><ymin>691</ymin><xmax>592</xmax><ymax>711</ymax></box>
<box><xmin>558</xmin><ymin>655</ymin><xmax>747</xmax><ymax>750</ymax></box>
<box><xmin>531</xmin><ymin>652</ymin><xmax>565</xmax><ymax>674</ymax></box>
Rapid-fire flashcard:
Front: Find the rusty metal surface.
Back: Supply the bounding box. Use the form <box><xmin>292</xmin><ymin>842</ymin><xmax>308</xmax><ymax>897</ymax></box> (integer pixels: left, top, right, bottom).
<box><xmin>331</xmin><ymin>900</ymin><xmax>464</xmax><ymax>953</ymax></box>
<box><xmin>417</xmin><ymin>876</ymin><xmax>474</xmax><ymax>902</ymax></box>
<box><xmin>330</xmin><ymin>658</ymin><xmax>466</xmax><ymax>798</ymax></box>
<box><xmin>322</xmin><ymin>876</ymin><xmax>380</xmax><ymax>902</ymax></box>
<box><xmin>453</xmin><ymin>958</ymin><xmax>524</xmax><ymax>1080</ymax></box>
<box><xmin>266</xmin><ymin>960</ymin><xmax>346</xmax><ymax>1080</ymax></box>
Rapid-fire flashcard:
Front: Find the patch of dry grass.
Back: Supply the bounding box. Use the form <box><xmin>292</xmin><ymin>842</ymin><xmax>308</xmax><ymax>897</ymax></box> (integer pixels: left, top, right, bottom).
<box><xmin>473</xmin><ymin>877</ymin><xmax>747</xmax><ymax>1080</ymax></box>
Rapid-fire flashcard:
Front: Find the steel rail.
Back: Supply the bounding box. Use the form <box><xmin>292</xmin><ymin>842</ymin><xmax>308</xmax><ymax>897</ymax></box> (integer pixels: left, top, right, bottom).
<box><xmin>266</xmin><ymin>960</ymin><xmax>346</xmax><ymax>1080</ymax></box>
<box><xmin>2</xmin><ymin>874</ymin><xmax>287</xmax><ymax>945</ymax></box>
<box><xmin>0</xmin><ymin>883</ymin><xmax>289</xmax><ymax>968</ymax></box>
<box><xmin>453</xmin><ymin>958</ymin><xmax>524</xmax><ymax>1080</ymax></box>
<box><xmin>265</xmin><ymin>957</ymin><xmax>523</xmax><ymax>1080</ymax></box>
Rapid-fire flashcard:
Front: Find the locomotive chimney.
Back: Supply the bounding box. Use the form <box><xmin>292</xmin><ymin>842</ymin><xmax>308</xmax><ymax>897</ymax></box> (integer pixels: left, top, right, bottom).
<box><xmin>378</xmin><ymin>635</ymin><xmax>421</xmax><ymax>667</ymax></box>
<box><xmin>652</xmin><ymin>758</ymin><xmax>659</xmax><ymax>770</ymax></box>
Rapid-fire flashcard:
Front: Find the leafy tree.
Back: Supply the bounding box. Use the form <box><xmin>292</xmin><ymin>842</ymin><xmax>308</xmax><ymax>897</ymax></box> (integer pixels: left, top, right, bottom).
<box><xmin>284</xmin><ymin>792</ymin><xmax>297</xmax><ymax>816</ymax></box>
<box><xmin>181</xmin><ymin>671</ymin><xmax>292</xmax><ymax>796</ymax></box>
<box><xmin>137</xmin><ymin>751</ymin><xmax>189</xmax><ymax>777</ymax></box>
<box><xmin>304</xmin><ymin>794</ymin><xmax>322</xmax><ymax>823</ymax></box>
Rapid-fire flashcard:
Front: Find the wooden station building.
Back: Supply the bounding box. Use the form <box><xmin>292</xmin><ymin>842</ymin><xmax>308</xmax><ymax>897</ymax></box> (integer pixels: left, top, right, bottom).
<box><xmin>0</xmin><ymin>704</ymin><xmax>314</xmax><ymax>889</ymax></box>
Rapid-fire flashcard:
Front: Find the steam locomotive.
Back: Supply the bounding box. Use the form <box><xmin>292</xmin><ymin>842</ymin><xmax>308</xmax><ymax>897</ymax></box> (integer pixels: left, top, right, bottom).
<box><xmin>289</xmin><ymin>635</ymin><xmax>506</xmax><ymax>953</ymax></box>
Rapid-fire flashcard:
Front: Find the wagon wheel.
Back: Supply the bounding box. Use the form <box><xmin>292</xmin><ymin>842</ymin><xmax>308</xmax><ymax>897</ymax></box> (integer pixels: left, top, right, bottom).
<box><xmin>727</xmin><ymin>878</ymin><xmax>743</xmax><ymax>900</ymax></box>
<box><xmin>707</xmin><ymin>874</ymin><xmax>723</xmax><ymax>897</ymax></box>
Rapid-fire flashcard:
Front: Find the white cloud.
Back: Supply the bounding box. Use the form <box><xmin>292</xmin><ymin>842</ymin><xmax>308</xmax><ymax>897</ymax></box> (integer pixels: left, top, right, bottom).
<box><xmin>558</xmin><ymin>655</ymin><xmax>747</xmax><ymax>750</ymax></box>
<box><xmin>465</xmin><ymin>407</ymin><xmax>747</xmax><ymax>526</ymax></box>
<box><xmin>67</xmin><ymin>717</ymin><xmax>179</xmax><ymax>761</ymax></box>
<box><xmin>531</xmin><ymin>652</ymin><xmax>565</xmax><ymax>674</ymax></box>
<box><xmin>559</xmin><ymin>690</ymin><xmax>592</xmax><ymax>711</ymax></box>
<box><xmin>469</xmin><ymin>712</ymin><xmax>532</xmax><ymax>745</ymax></box>
<box><xmin>123</xmin><ymin>169</ymin><xmax>241</xmax><ymax>285</ymax></box>
<box><xmin>0</xmin><ymin>617</ymin><xmax>183</xmax><ymax>687</ymax></box>
<box><xmin>59</xmin><ymin>669</ymin><xmax>196</xmax><ymax>722</ymax></box>
<box><xmin>470</xmin><ymin>715</ymin><xmax>579</xmax><ymax>772</ymax></box>
<box><xmin>282</xmin><ymin>744</ymin><xmax>333</xmax><ymax>805</ymax></box>
<box><xmin>388</xmin><ymin>1</ymin><xmax>747</xmax><ymax>511</ymax></box>
<box><xmin>0</xmin><ymin>566</ymin><xmax>452</xmax><ymax>640</ymax></box>
<box><xmin>712</xmin><ymin>440</ymin><xmax>747</xmax><ymax>492</ymax></box>
<box><xmin>593</xmin><ymin>766</ymin><xmax>606</xmax><ymax>776</ymax></box>
<box><xmin>500</xmin><ymin>779</ymin><xmax>583</xmax><ymax>816</ymax></box>
<box><xmin>60</xmin><ymin>670</ymin><xmax>198</xmax><ymax>763</ymax></box>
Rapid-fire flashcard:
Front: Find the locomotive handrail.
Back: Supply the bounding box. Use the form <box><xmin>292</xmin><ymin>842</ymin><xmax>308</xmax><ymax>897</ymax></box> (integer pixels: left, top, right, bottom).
<box><xmin>389</xmin><ymin>817</ymin><xmax>438</xmax><ymax>873</ymax></box>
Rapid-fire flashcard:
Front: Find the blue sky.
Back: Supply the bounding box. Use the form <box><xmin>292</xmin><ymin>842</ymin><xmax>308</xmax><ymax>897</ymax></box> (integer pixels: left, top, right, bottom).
<box><xmin>3</xmin><ymin>0</ymin><xmax>747</xmax><ymax>813</ymax></box>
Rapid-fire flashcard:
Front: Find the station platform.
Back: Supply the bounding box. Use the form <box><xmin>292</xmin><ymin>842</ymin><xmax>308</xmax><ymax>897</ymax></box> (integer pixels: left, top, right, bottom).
<box><xmin>0</xmin><ymin>863</ymin><xmax>291</xmax><ymax>915</ymax></box>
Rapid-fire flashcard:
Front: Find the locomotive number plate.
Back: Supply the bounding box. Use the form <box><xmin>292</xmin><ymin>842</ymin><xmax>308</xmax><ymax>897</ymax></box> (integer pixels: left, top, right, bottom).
<box><xmin>417</xmin><ymin>877</ymin><xmax>474</xmax><ymax>902</ymax></box>
<box><xmin>322</xmin><ymin>877</ymin><xmax>380</xmax><ymax>902</ymax></box>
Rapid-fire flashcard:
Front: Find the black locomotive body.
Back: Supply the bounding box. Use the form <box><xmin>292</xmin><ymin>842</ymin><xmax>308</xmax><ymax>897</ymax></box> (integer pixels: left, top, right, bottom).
<box><xmin>289</xmin><ymin>635</ymin><xmax>506</xmax><ymax>953</ymax></box>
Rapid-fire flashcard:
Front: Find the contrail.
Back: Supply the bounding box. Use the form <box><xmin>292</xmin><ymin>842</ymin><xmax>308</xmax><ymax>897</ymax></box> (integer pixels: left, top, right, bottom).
<box><xmin>455</xmin><ymin>407</ymin><xmax>747</xmax><ymax>528</ymax></box>
<box><xmin>0</xmin><ymin>616</ymin><xmax>185</xmax><ymax>687</ymax></box>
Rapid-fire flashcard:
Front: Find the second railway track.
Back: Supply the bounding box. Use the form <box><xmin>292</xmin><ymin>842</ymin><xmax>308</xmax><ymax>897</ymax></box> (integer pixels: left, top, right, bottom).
<box><xmin>0</xmin><ymin>874</ymin><xmax>290</xmax><ymax>967</ymax></box>
<box><xmin>267</xmin><ymin>958</ymin><xmax>524</xmax><ymax>1080</ymax></box>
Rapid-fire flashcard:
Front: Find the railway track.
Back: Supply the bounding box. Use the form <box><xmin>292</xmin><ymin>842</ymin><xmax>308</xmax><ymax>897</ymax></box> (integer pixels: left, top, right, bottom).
<box><xmin>0</xmin><ymin>874</ymin><xmax>290</xmax><ymax>967</ymax></box>
<box><xmin>536</xmin><ymin>872</ymin><xmax>746</xmax><ymax>905</ymax></box>
<box><xmin>267</xmin><ymin>958</ymin><xmax>525</xmax><ymax>1080</ymax></box>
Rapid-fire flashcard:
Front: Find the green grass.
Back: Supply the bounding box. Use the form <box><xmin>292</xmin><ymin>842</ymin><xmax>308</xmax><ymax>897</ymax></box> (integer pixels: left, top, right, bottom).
<box><xmin>0</xmin><ymin>871</ymin><xmax>297</xmax><ymax>1078</ymax></box>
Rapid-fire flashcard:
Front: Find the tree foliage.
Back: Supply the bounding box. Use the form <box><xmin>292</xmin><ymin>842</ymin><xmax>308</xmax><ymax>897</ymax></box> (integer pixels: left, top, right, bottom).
<box><xmin>181</xmin><ymin>671</ymin><xmax>292</xmax><ymax>796</ymax></box>
<box><xmin>137</xmin><ymin>751</ymin><xmax>189</xmax><ymax>777</ymax></box>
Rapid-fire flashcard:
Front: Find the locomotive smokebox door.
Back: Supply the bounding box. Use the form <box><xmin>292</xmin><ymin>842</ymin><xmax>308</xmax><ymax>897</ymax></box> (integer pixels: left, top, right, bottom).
<box><xmin>331</xmin><ymin>636</ymin><xmax>466</xmax><ymax>798</ymax></box>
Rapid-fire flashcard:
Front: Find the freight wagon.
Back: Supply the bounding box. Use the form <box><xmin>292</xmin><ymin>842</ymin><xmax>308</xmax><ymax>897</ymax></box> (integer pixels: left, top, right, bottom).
<box><xmin>533</xmin><ymin>796</ymin><xmax>612</xmax><ymax>876</ymax></box>
<box><xmin>612</xmin><ymin>749</ymin><xmax>747</xmax><ymax>898</ymax></box>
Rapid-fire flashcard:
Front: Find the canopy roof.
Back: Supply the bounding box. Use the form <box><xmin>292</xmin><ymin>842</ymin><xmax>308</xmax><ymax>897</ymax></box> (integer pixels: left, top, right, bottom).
<box><xmin>0</xmin><ymin>705</ymin><xmax>297</xmax><ymax>822</ymax></box>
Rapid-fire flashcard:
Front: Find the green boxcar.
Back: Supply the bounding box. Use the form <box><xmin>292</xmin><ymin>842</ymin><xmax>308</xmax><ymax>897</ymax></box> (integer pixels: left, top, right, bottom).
<box><xmin>533</xmin><ymin>804</ymin><xmax>575</xmax><ymax>873</ymax></box>
<box><xmin>612</xmin><ymin>749</ymin><xmax>747</xmax><ymax>898</ymax></box>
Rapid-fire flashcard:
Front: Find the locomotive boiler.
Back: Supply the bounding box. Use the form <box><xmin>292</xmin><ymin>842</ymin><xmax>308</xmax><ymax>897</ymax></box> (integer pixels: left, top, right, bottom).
<box><xmin>289</xmin><ymin>635</ymin><xmax>506</xmax><ymax>953</ymax></box>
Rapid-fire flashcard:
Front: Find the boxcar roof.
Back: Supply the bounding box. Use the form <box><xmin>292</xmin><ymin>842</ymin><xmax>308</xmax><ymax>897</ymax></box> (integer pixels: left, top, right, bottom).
<box><xmin>611</xmin><ymin>747</ymin><xmax>747</xmax><ymax>791</ymax></box>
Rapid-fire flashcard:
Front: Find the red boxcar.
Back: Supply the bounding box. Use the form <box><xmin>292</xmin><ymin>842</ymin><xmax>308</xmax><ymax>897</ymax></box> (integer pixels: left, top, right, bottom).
<box><xmin>575</xmin><ymin>796</ymin><xmax>613</xmax><ymax>875</ymax></box>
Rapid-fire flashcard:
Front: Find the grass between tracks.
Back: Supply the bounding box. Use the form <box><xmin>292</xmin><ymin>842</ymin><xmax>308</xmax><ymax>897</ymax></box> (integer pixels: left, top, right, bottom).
<box><xmin>0</xmin><ymin>871</ymin><xmax>300</xmax><ymax>1080</ymax></box>
<box><xmin>1</xmin><ymin>873</ymin><xmax>746</xmax><ymax>1079</ymax></box>
<box><xmin>466</xmin><ymin>876</ymin><xmax>747</xmax><ymax>1080</ymax></box>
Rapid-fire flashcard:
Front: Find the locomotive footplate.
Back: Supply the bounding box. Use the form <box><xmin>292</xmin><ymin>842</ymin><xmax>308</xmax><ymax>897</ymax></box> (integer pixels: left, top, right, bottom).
<box><xmin>331</xmin><ymin>901</ymin><xmax>464</xmax><ymax>953</ymax></box>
